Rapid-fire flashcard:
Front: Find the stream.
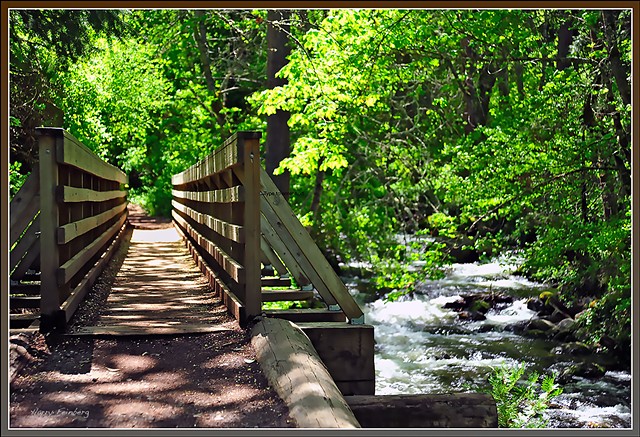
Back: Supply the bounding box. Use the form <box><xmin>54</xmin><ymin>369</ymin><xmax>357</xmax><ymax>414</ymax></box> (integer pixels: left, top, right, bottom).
<box><xmin>344</xmin><ymin>255</ymin><xmax>631</xmax><ymax>428</ymax></box>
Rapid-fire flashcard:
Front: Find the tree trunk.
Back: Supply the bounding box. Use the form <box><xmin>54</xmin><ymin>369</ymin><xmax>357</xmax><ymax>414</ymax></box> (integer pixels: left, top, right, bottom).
<box><xmin>556</xmin><ymin>16</ymin><xmax>575</xmax><ymax>70</ymax></box>
<box><xmin>266</xmin><ymin>9</ymin><xmax>292</xmax><ymax>200</ymax></box>
<box><xmin>309</xmin><ymin>158</ymin><xmax>325</xmax><ymax>239</ymax></box>
<box><xmin>463</xmin><ymin>64</ymin><xmax>497</xmax><ymax>134</ymax></box>
<box><xmin>602</xmin><ymin>11</ymin><xmax>631</xmax><ymax>106</ymax></box>
<box><xmin>194</xmin><ymin>11</ymin><xmax>227</xmax><ymax>135</ymax></box>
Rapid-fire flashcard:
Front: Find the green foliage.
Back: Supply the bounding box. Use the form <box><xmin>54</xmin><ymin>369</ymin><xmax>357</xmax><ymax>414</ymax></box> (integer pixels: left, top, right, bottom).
<box><xmin>10</xmin><ymin>9</ymin><xmax>125</xmax><ymax>171</ymax></box>
<box><xmin>9</xmin><ymin>161</ymin><xmax>28</xmax><ymax>198</ymax></box>
<box><xmin>488</xmin><ymin>362</ymin><xmax>563</xmax><ymax>428</ymax></box>
<box><xmin>380</xmin><ymin>239</ymin><xmax>449</xmax><ymax>302</ymax></box>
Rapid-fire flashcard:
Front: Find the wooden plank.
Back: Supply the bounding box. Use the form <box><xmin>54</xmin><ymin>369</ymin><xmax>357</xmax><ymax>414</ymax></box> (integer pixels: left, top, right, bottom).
<box><xmin>10</xmin><ymin>296</ymin><xmax>41</xmax><ymax>309</ymax></box>
<box><xmin>10</xmin><ymin>215</ymin><xmax>40</xmax><ymax>273</ymax></box>
<box><xmin>11</xmin><ymin>240</ymin><xmax>40</xmax><ymax>281</ymax></box>
<box><xmin>171</xmin><ymin>137</ymin><xmax>237</xmax><ymax>186</ymax></box>
<box><xmin>173</xmin><ymin>217</ymin><xmax>247</xmax><ymax>324</ymax></box>
<box><xmin>297</xmin><ymin>322</ymin><xmax>375</xmax><ymax>394</ymax></box>
<box><xmin>263</xmin><ymin>309</ymin><xmax>347</xmax><ymax>323</ymax></box>
<box><xmin>261</xmin><ymin>207</ymin><xmax>336</xmax><ymax>305</ymax></box>
<box><xmin>38</xmin><ymin>131</ymin><xmax>62</xmax><ymax>324</ymax></box>
<box><xmin>259</xmin><ymin>168</ymin><xmax>363</xmax><ymax>321</ymax></box>
<box><xmin>10</xmin><ymin>318</ymin><xmax>40</xmax><ymax>330</ymax></box>
<box><xmin>10</xmin><ymin>313</ymin><xmax>40</xmax><ymax>322</ymax></box>
<box><xmin>251</xmin><ymin>318</ymin><xmax>360</xmax><ymax>428</ymax></box>
<box><xmin>344</xmin><ymin>394</ymin><xmax>498</xmax><ymax>428</ymax></box>
<box><xmin>9</xmin><ymin>169</ymin><xmax>40</xmax><ymax>246</ymax></box>
<box><xmin>172</xmin><ymin>132</ymin><xmax>261</xmax><ymax>186</ymax></box>
<box><xmin>21</xmin><ymin>273</ymin><xmax>41</xmax><ymax>282</ymax></box>
<box><xmin>173</xmin><ymin>210</ymin><xmax>245</xmax><ymax>284</ymax></box>
<box><xmin>261</xmin><ymin>289</ymin><xmax>314</xmax><ymax>302</ymax></box>
<box><xmin>57</xmin><ymin>201</ymin><xmax>127</xmax><ymax>244</ymax></box>
<box><xmin>59</xmin><ymin>186</ymin><xmax>126</xmax><ymax>203</ymax></box>
<box><xmin>10</xmin><ymin>283</ymin><xmax>41</xmax><ymax>295</ymax></box>
<box><xmin>261</xmin><ymin>215</ymin><xmax>313</xmax><ymax>290</ymax></box>
<box><xmin>262</xmin><ymin>277</ymin><xmax>292</xmax><ymax>287</ymax></box>
<box><xmin>172</xmin><ymin>199</ymin><xmax>244</xmax><ymax>243</ymax></box>
<box><xmin>261</xmin><ymin>237</ymin><xmax>289</xmax><ymax>277</ymax></box>
<box><xmin>56</xmin><ymin>213</ymin><xmax>126</xmax><ymax>286</ymax></box>
<box><xmin>51</xmin><ymin>128</ymin><xmax>127</xmax><ymax>183</ymax></box>
<box><xmin>240</xmin><ymin>134</ymin><xmax>262</xmax><ymax>321</ymax></box>
<box><xmin>10</xmin><ymin>324</ymin><xmax>41</xmax><ymax>336</ymax></box>
<box><xmin>70</xmin><ymin>324</ymin><xmax>232</xmax><ymax>336</ymax></box>
<box><xmin>172</xmin><ymin>186</ymin><xmax>244</xmax><ymax>203</ymax></box>
<box><xmin>59</xmin><ymin>220</ymin><xmax>128</xmax><ymax>323</ymax></box>
<box><xmin>11</xmin><ymin>237</ymin><xmax>40</xmax><ymax>280</ymax></box>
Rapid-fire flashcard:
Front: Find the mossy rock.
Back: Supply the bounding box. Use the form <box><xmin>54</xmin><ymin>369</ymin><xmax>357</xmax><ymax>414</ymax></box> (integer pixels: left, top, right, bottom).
<box><xmin>539</xmin><ymin>291</ymin><xmax>555</xmax><ymax>302</ymax></box>
<box><xmin>576</xmin><ymin>362</ymin><xmax>606</xmax><ymax>378</ymax></box>
<box><xmin>563</xmin><ymin>341</ymin><xmax>592</xmax><ymax>356</ymax></box>
<box><xmin>469</xmin><ymin>299</ymin><xmax>491</xmax><ymax>314</ymax></box>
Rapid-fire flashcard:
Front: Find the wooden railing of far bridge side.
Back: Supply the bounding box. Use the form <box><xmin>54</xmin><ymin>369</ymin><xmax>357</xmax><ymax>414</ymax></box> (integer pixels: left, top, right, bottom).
<box><xmin>171</xmin><ymin>132</ymin><xmax>262</xmax><ymax>325</ymax></box>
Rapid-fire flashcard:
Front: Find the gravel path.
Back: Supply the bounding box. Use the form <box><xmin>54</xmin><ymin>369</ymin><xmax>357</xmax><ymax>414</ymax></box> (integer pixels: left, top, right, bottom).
<box><xmin>9</xmin><ymin>206</ymin><xmax>295</xmax><ymax>429</ymax></box>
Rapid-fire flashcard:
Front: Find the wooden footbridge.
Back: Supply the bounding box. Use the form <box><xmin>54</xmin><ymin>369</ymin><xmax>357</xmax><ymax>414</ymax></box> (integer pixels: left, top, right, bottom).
<box><xmin>9</xmin><ymin>128</ymin><xmax>374</xmax><ymax>394</ymax></box>
<box><xmin>9</xmin><ymin>128</ymin><xmax>496</xmax><ymax>428</ymax></box>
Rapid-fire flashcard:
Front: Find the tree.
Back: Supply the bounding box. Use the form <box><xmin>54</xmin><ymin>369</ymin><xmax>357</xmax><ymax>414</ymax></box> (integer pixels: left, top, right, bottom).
<box><xmin>266</xmin><ymin>9</ymin><xmax>292</xmax><ymax>200</ymax></box>
<box><xmin>9</xmin><ymin>9</ymin><xmax>124</xmax><ymax>175</ymax></box>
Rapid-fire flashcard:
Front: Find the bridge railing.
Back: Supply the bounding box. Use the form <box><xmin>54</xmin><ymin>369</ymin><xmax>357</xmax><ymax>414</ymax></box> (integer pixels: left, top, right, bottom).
<box><xmin>9</xmin><ymin>168</ymin><xmax>42</xmax><ymax>327</ymax></box>
<box><xmin>36</xmin><ymin>128</ymin><xmax>129</xmax><ymax>330</ymax></box>
<box><xmin>171</xmin><ymin>132</ymin><xmax>262</xmax><ymax>323</ymax></box>
<box><xmin>172</xmin><ymin>131</ymin><xmax>365</xmax><ymax>326</ymax></box>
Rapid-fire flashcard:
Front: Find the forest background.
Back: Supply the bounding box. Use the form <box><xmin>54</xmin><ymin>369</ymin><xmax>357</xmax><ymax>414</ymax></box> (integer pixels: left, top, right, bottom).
<box><xmin>8</xmin><ymin>8</ymin><xmax>632</xmax><ymax>357</ymax></box>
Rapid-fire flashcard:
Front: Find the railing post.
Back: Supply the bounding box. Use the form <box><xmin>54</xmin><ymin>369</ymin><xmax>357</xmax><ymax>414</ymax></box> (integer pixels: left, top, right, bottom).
<box><xmin>241</xmin><ymin>132</ymin><xmax>262</xmax><ymax>321</ymax></box>
<box><xmin>37</xmin><ymin>128</ymin><xmax>63</xmax><ymax>330</ymax></box>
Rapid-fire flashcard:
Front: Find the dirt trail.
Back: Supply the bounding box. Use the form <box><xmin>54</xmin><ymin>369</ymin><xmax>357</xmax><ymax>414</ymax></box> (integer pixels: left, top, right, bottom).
<box><xmin>9</xmin><ymin>206</ymin><xmax>295</xmax><ymax>428</ymax></box>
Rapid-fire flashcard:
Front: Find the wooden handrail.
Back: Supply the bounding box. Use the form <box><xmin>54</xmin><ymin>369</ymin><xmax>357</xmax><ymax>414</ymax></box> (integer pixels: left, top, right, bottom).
<box><xmin>172</xmin><ymin>131</ymin><xmax>262</xmax><ymax>325</ymax></box>
<box><xmin>36</xmin><ymin>127</ymin><xmax>129</xmax><ymax>330</ymax></box>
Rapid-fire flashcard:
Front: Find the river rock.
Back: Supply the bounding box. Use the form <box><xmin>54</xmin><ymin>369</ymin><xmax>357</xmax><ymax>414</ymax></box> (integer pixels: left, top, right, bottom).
<box><xmin>526</xmin><ymin>318</ymin><xmax>558</xmax><ymax>332</ymax></box>
<box><xmin>574</xmin><ymin>362</ymin><xmax>606</xmax><ymax>378</ymax></box>
<box><xmin>547</xmin><ymin>294</ymin><xmax>573</xmax><ymax>316</ymax></box>
<box><xmin>504</xmin><ymin>320</ymin><xmax>528</xmax><ymax>334</ymax></box>
<box><xmin>546</xmin><ymin>309</ymin><xmax>574</xmax><ymax>324</ymax></box>
<box><xmin>556</xmin><ymin>318</ymin><xmax>576</xmax><ymax>331</ymax></box>
<box><xmin>458</xmin><ymin>310</ymin><xmax>486</xmax><ymax>322</ymax></box>
<box><xmin>557</xmin><ymin>362</ymin><xmax>605</xmax><ymax>383</ymax></box>
<box><xmin>552</xmin><ymin>318</ymin><xmax>577</xmax><ymax>342</ymax></box>
<box><xmin>527</xmin><ymin>297</ymin><xmax>545</xmax><ymax>313</ymax></box>
<box><xmin>444</xmin><ymin>297</ymin><xmax>467</xmax><ymax>311</ymax></box>
<box><xmin>469</xmin><ymin>299</ymin><xmax>491</xmax><ymax>314</ymax></box>
<box><xmin>562</xmin><ymin>342</ymin><xmax>592</xmax><ymax>356</ymax></box>
<box><xmin>553</xmin><ymin>330</ymin><xmax>577</xmax><ymax>343</ymax></box>
<box><xmin>598</xmin><ymin>335</ymin><xmax>617</xmax><ymax>351</ymax></box>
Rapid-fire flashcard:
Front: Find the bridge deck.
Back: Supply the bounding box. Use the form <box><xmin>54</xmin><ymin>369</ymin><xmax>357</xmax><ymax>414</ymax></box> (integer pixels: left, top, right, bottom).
<box><xmin>72</xmin><ymin>222</ymin><xmax>231</xmax><ymax>336</ymax></box>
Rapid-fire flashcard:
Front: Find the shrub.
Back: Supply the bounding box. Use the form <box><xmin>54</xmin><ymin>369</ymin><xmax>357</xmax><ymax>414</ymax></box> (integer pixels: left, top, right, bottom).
<box><xmin>487</xmin><ymin>361</ymin><xmax>563</xmax><ymax>428</ymax></box>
